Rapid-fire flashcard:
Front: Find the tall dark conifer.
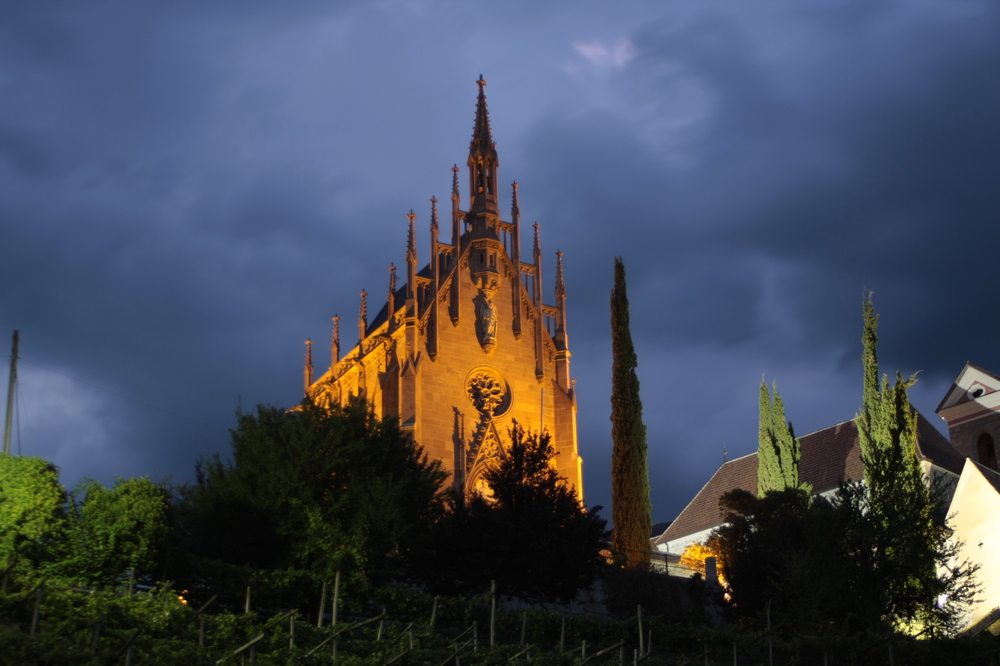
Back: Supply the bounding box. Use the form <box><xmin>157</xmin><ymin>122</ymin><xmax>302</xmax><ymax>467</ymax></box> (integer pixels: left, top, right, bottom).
<box><xmin>610</xmin><ymin>257</ymin><xmax>652</xmax><ymax>567</ymax></box>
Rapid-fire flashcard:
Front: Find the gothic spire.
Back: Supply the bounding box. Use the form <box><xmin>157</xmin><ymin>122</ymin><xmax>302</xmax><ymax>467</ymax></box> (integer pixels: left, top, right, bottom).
<box><xmin>468</xmin><ymin>76</ymin><xmax>499</xmax><ymax>215</ymax></box>
<box><xmin>406</xmin><ymin>210</ymin><xmax>417</xmax><ymax>262</ymax></box>
<box><xmin>429</xmin><ymin>197</ymin><xmax>440</xmax><ymax>362</ymax></box>
<box><xmin>358</xmin><ymin>290</ymin><xmax>367</xmax><ymax>342</ymax></box>
<box><xmin>331</xmin><ymin>315</ymin><xmax>340</xmax><ymax>366</ymax></box>
<box><xmin>304</xmin><ymin>338</ymin><xmax>313</xmax><ymax>395</ymax></box>
<box><xmin>555</xmin><ymin>249</ymin><xmax>566</xmax><ymax>298</ymax></box>
<box><xmin>406</xmin><ymin>211</ymin><xmax>418</xmax><ymax>308</ymax></box>
<box><xmin>469</xmin><ymin>75</ymin><xmax>495</xmax><ymax>158</ymax></box>
<box><xmin>553</xmin><ymin>249</ymin><xmax>570</xmax><ymax>390</ymax></box>
<box><xmin>533</xmin><ymin>222</ymin><xmax>541</xmax><ymax>260</ymax></box>
<box><xmin>509</xmin><ymin>182</ymin><xmax>523</xmax><ymax>340</ymax></box>
<box><xmin>387</xmin><ymin>264</ymin><xmax>398</xmax><ymax>332</ymax></box>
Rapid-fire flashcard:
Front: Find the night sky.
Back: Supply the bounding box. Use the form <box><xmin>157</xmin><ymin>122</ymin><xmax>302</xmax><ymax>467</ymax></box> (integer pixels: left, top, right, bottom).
<box><xmin>2</xmin><ymin>2</ymin><xmax>998</xmax><ymax>526</ymax></box>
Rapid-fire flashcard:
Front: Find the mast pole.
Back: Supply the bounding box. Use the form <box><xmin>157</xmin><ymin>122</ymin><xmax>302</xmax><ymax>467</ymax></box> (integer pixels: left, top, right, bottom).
<box><xmin>4</xmin><ymin>330</ymin><xmax>19</xmax><ymax>456</ymax></box>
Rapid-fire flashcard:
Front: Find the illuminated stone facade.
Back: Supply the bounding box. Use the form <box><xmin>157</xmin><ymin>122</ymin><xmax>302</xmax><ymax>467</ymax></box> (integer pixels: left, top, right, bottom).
<box><xmin>303</xmin><ymin>78</ymin><xmax>583</xmax><ymax>499</ymax></box>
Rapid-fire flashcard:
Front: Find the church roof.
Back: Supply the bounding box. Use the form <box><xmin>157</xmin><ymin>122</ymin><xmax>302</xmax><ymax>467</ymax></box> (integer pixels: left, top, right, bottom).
<box><xmin>363</xmin><ymin>261</ymin><xmax>437</xmax><ymax>337</ymax></box>
<box><xmin>654</xmin><ymin>452</ymin><xmax>758</xmax><ymax>549</ymax></box>
<box><xmin>654</xmin><ymin>410</ymin><xmax>964</xmax><ymax>548</ymax></box>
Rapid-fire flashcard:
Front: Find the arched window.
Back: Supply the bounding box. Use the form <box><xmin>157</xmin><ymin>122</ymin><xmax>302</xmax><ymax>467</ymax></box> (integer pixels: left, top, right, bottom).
<box><xmin>977</xmin><ymin>432</ymin><xmax>997</xmax><ymax>471</ymax></box>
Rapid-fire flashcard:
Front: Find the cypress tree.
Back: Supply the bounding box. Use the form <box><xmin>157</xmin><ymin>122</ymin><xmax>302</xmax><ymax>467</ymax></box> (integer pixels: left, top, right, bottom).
<box><xmin>757</xmin><ymin>379</ymin><xmax>808</xmax><ymax>496</ymax></box>
<box><xmin>757</xmin><ymin>379</ymin><xmax>780</xmax><ymax>496</ymax></box>
<box><xmin>609</xmin><ymin>257</ymin><xmax>652</xmax><ymax>567</ymax></box>
<box><xmin>772</xmin><ymin>388</ymin><xmax>806</xmax><ymax>492</ymax></box>
<box><xmin>857</xmin><ymin>294</ymin><xmax>924</xmax><ymax>500</ymax></box>
<box><xmin>855</xmin><ymin>293</ymin><xmax>943</xmax><ymax>628</ymax></box>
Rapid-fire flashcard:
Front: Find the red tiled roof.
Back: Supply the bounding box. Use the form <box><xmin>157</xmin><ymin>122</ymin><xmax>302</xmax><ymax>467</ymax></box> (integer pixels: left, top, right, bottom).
<box><xmin>914</xmin><ymin>411</ymin><xmax>965</xmax><ymax>475</ymax></box>
<box><xmin>655</xmin><ymin>410</ymin><xmax>965</xmax><ymax>548</ymax></box>
<box><xmin>652</xmin><ymin>453</ymin><xmax>758</xmax><ymax>548</ymax></box>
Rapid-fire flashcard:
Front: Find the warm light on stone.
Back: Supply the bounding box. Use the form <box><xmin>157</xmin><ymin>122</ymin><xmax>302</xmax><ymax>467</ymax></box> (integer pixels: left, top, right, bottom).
<box><xmin>302</xmin><ymin>80</ymin><xmax>583</xmax><ymax>500</ymax></box>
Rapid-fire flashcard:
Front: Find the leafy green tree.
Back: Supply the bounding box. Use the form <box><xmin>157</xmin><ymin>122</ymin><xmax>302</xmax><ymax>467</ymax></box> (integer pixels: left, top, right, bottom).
<box><xmin>415</xmin><ymin>424</ymin><xmax>608</xmax><ymax>603</ymax></box>
<box><xmin>57</xmin><ymin>477</ymin><xmax>172</xmax><ymax>585</ymax></box>
<box><xmin>179</xmin><ymin>399</ymin><xmax>446</xmax><ymax>599</ymax></box>
<box><xmin>757</xmin><ymin>379</ymin><xmax>809</xmax><ymax>496</ymax></box>
<box><xmin>609</xmin><ymin>257</ymin><xmax>652</xmax><ymax>567</ymax></box>
<box><xmin>0</xmin><ymin>456</ymin><xmax>67</xmax><ymax>573</ymax></box>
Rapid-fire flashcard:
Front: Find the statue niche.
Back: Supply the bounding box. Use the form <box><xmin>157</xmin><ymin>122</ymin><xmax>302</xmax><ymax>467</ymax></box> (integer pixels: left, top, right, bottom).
<box><xmin>475</xmin><ymin>286</ymin><xmax>499</xmax><ymax>355</ymax></box>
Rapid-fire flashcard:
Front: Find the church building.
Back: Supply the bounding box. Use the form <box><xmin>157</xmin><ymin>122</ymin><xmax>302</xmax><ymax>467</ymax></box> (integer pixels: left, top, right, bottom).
<box><xmin>301</xmin><ymin>78</ymin><xmax>584</xmax><ymax>499</ymax></box>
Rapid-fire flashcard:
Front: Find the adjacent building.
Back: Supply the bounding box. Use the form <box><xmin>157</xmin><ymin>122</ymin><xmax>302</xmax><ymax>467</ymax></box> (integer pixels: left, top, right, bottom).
<box><xmin>652</xmin><ymin>411</ymin><xmax>964</xmax><ymax>556</ymax></box>
<box><xmin>654</xmin><ymin>360</ymin><xmax>1000</xmax><ymax>631</ymax></box>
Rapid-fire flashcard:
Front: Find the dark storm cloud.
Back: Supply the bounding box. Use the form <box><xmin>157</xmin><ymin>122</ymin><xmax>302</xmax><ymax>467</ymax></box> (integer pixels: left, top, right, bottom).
<box><xmin>513</xmin><ymin>2</ymin><xmax>1000</xmax><ymax>517</ymax></box>
<box><xmin>1</xmin><ymin>1</ymin><xmax>997</xmax><ymax>524</ymax></box>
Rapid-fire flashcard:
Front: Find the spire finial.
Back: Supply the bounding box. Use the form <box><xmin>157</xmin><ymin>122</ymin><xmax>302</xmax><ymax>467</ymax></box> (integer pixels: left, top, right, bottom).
<box><xmin>304</xmin><ymin>338</ymin><xmax>314</xmax><ymax>394</ymax></box>
<box><xmin>406</xmin><ymin>210</ymin><xmax>417</xmax><ymax>260</ymax></box>
<box><xmin>533</xmin><ymin>222</ymin><xmax>541</xmax><ymax>257</ymax></box>
<box><xmin>331</xmin><ymin>314</ymin><xmax>340</xmax><ymax>365</ymax></box>
<box><xmin>467</xmin><ymin>77</ymin><xmax>499</xmax><ymax>215</ymax></box>
<box><xmin>452</xmin><ymin>165</ymin><xmax>460</xmax><ymax>200</ymax></box>
<box><xmin>511</xmin><ymin>181</ymin><xmax>519</xmax><ymax>216</ymax></box>
<box><xmin>389</xmin><ymin>263</ymin><xmax>397</xmax><ymax>295</ymax></box>
<box><xmin>469</xmin><ymin>76</ymin><xmax>495</xmax><ymax>156</ymax></box>
<box><xmin>430</xmin><ymin>197</ymin><xmax>439</xmax><ymax>231</ymax></box>
<box><xmin>555</xmin><ymin>249</ymin><xmax>565</xmax><ymax>297</ymax></box>
<box><xmin>358</xmin><ymin>290</ymin><xmax>368</xmax><ymax>341</ymax></box>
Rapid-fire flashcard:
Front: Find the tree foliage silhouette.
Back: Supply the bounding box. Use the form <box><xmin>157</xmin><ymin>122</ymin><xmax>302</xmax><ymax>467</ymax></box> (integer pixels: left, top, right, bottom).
<box><xmin>178</xmin><ymin>398</ymin><xmax>446</xmax><ymax>599</ymax></box>
<box><xmin>414</xmin><ymin>424</ymin><xmax>607</xmax><ymax>603</ymax></box>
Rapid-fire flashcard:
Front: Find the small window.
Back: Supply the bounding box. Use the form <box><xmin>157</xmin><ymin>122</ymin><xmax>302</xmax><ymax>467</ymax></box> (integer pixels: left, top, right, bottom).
<box><xmin>972</xmin><ymin>387</ymin><xmax>985</xmax><ymax>398</ymax></box>
<box><xmin>977</xmin><ymin>432</ymin><xmax>997</xmax><ymax>471</ymax></box>
<box><xmin>489</xmin><ymin>254</ymin><xmax>496</xmax><ymax>268</ymax></box>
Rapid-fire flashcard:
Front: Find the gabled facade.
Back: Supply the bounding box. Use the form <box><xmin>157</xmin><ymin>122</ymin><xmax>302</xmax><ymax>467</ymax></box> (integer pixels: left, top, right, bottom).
<box><xmin>936</xmin><ymin>362</ymin><xmax>1000</xmax><ymax>472</ymax></box>
<box><xmin>302</xmin><ymin>78</ymin><xmax>583</xmax><ymax>498</ymax></box>
<box><xmin>947</xmin><ymin>458</ymin><xmax>1000</xmax><ymax>631</ymax></box>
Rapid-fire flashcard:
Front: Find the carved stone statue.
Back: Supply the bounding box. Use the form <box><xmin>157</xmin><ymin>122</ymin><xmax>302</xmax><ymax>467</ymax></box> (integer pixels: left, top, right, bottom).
<box><xmin>475</xmin><ymin>286</ymin><xmax>499</xmax><ymax>354</ymax></box>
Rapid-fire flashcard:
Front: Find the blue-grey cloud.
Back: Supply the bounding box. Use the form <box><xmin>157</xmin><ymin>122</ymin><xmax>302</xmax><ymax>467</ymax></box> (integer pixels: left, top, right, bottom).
<box><xmin>0</xmin><ymin>1</ymin><xmax>997</xmax><ymax>525</ymax></box>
